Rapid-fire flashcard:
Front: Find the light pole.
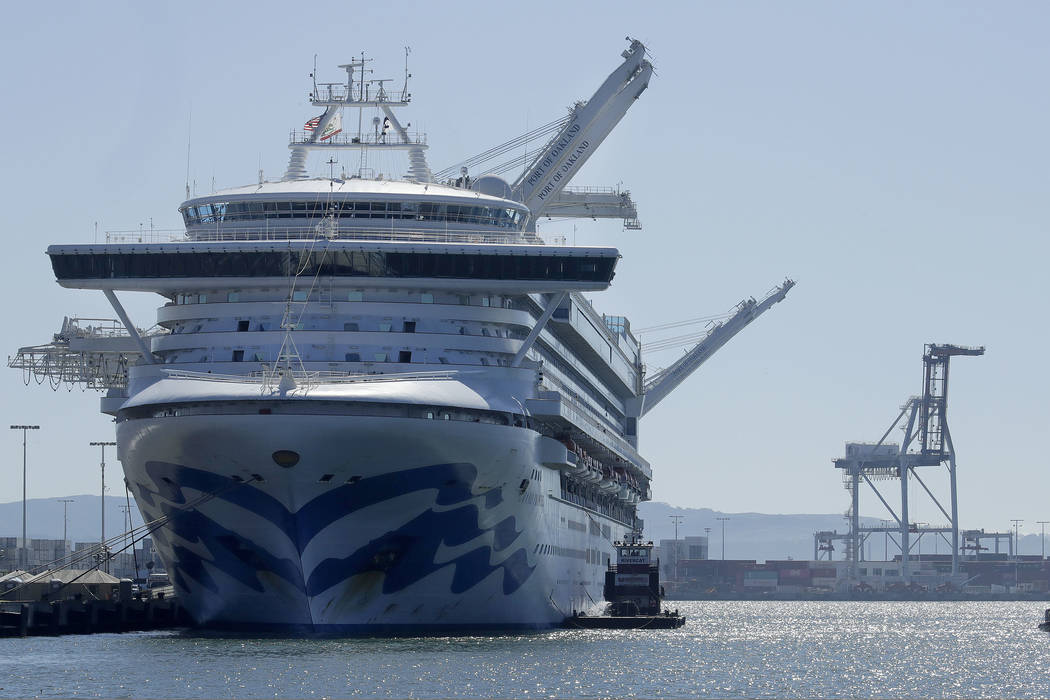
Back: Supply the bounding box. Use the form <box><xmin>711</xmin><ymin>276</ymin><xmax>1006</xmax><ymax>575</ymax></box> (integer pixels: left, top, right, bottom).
<box><xmin>914</xmin><ymin>523</ymin><xmax>927</xmax><ymax>563</ymax></box>
<box><xmin>1010</xmin><ymin>518</ymin><xmax>1023</xmax><ymax>590</ymax></box>
<box><xmin>1038</xmin><ymin>521</ymin><xmax>1049</xmax><ymax>560</ymax></box>
<box><xmin>91</xmin><ymin>441</ymin><xmax>116</xmax><ymax>573</ymax></box>
<box><xmin>704</xmin><ymin>527</ymin><xmax>712</xmax><ymax>560</ymax></box>
<box><xmin>10</xmin><ymin>425</ymin><xmax>39</xmax><ymax>570</ymax></box>
<box><xmin>1011</xmin><ymin>519</ymin><xmax>1023</xmax><ymax>558</ymax></box>
<box><xmin>119</xmin><ymin>504</ymin><xmax>133</xmax><ymax>572</ymax></box>
<box><xmin>668</xmin><ymin>515</ymin><xmax>684</xmax><ymax>582</ymax></box>
<box><xmin>716</xmin><ymin>516</ymin><xmax>730</xmax><ymax>560</ymax></box>
<box><xmin>58</xmin><ymin>498</ymin><xmax>75</xmax><ymax>548</ymax></box>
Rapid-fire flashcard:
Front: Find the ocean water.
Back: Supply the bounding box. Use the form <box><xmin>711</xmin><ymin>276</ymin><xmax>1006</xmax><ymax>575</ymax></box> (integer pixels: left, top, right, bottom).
<box><xmin>1</xmin><ymin>601</ymin><xmax>1049</xmax><ymax>698</ymax></box>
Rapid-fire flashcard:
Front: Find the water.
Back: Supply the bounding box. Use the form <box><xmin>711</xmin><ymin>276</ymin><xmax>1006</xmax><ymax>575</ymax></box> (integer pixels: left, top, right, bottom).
<box><xmin>2</xmin><ymin>601</ymin><xmax>1049</xmax><ymax>698</ymax></box>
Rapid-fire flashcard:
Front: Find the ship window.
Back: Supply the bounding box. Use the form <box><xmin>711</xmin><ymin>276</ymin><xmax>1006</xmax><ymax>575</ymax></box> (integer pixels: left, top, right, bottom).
<box><xmin>348</xmin><ymin>291</ymin><xmax>363</xmax><ymax>301</ymax></box>
<box><xmin>480</xmin><ymin>357</ymin><xmax>489</xmax><ymax>366</ymax></box>
<box><xmin>421</xmin><ymin>293</ymin><xmax>434</xmax><ymax>304</ymax></box>
<box><xmin>398</xmin><ymin>351</ymin><xmax>412</xmax><ymax>363</ymax></box>
<box><xmin>403</xmin><ymin>321</ymin><xmax>415</xmax><ymax>333</ymax></box>
<box><xmin>374</xmin><ymin>353</ymin><xmax>387</xmax><ymax>362</ymax></box>
<box><xmin>379</xmin><ymin>323</ymin><xmax>392</xmax><ymax>332</ymax></box>
<box><xmin>345</xmin><ymin>352</ymin><xmax>360</xmax><ymax>362</ymax></box>
<box><xmin>343</xmin><ymin>322</ymin><xmax>359</xmax><ymax>331</ymax></box>
<box><xmin>438</xmin><ymin>357</ymin><xmax>449</xmax><ymax>364</ymax></box>
<box><xmin>50</xmin><ymin>250</ymin><xmax>617</xmax><ymax>283</ymax></box>
<box><xmin>253</xmin><ymin>352</ymin><xmax>266</xmax><ymax>362</ymax></box>
<box><xmin>199</xmin><ymin>294</ymin><xmax>208</xmax><ymax>303</ymax></box>
<box><xmin>292</xmin><ymin>291</ymin><xmax>308</xmax><ymax>302</ymax></box>
<box><xmin>481</xmin><ymin>297</ymin><xmax>491</xmax><ymax>307</ymax></box>
<box><xmin>458</xmin><ymin>295</ymin><xmax>470</xmax><ymax>305</ymax></box>
<box><xmin>426</xmin><ymin>411</ymin><xmax>434</xmax><ymax>419</ymax></box>
<box><xmin>227</xmin><ymin>292</ymin><xmax>240</xmax><ymax>302</ymax></box>
<box><xmin>232</xmin><ymin>350</ymin><xmax>244</xmax><ymax>362</ymax></box>
<box><xmin>237</xmin><ymin>320</ymin><xmax>249</xmax><ymax>332</ymax></box>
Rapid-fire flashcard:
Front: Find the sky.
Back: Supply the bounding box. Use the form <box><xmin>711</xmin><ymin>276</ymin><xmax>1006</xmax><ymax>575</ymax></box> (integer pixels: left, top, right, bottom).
<box><xmin>0</xmin><ymin>2</ymin><xmax>1047</xmax><ymax>541</ymax></box>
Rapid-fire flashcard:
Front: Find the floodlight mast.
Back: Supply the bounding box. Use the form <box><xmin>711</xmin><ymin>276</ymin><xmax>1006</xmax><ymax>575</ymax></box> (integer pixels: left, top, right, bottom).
<box><xmin>91</xmin><ymin>440</ymin><xmax>116</xmax><ymax>573</ymax></box>
<box><xmin>10</xmin><ymin>425</ymin><xmax>39</xmax><ymax>570</ymax></box>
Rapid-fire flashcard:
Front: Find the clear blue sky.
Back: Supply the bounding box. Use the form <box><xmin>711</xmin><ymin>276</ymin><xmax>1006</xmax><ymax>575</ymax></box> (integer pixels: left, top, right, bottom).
<box><xmin>1</xmin><ymin>2</ymin><xmax>1047</xmax><ymax>538</ymax></box>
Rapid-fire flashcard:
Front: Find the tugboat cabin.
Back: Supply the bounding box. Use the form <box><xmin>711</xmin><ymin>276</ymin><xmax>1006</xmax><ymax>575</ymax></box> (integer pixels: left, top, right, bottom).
<box><xmin>604</xmin><ymin>539</ymin><xmax>661</xmax><ymax>616</ymax></box>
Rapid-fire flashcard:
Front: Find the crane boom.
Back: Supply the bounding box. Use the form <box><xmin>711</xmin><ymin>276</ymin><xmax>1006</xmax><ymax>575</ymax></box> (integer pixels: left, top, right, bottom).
<box><xmin>512</xmin><ymin>39</ymin><xmax>652</xmax><ymax>219</ymax></box>
<box><xmin>640</xmin><ymin>280</ymin><xmax>795</xmax><ymax>416</ymax></box>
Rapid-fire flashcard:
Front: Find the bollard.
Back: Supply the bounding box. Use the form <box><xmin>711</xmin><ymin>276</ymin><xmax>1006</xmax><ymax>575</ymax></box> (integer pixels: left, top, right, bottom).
<box><xmin>88</xmin><ymin>600</ymin><xmax>99</xmax><ymax>632</ymax></box>
<box><xmin>18</xmin><ymin>604</ymin><xmax>29</xmax><ymax>637</ymax></box>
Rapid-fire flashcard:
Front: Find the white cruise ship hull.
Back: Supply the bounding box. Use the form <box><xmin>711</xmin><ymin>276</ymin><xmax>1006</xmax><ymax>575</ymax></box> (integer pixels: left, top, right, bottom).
<box><xmin>118</xmin><ymin>410</ymin><xmax>626</xmax><ymax>631</ymax></box>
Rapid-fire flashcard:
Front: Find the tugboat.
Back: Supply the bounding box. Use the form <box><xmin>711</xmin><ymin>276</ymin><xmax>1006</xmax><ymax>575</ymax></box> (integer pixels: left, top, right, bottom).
<box><xmin>564</xmin><ymin>536</ymin><xmax>685</xmax><ymax>629</ymax></box>
<box><xmin>1039</xmin><ymin>609</ymin><xmax>1050</xmax><ymax>631</ymax></box>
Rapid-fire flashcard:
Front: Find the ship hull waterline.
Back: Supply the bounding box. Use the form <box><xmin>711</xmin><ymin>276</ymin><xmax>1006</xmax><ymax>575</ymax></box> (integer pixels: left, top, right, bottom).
<box><xmin>118</xmin><ymin>410</ymin><xmax>628</xmax><ymax>632</ymax></box>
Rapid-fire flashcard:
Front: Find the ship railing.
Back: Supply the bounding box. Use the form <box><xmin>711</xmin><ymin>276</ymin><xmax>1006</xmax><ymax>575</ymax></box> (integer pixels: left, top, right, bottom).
<box><xmin>561</xmin><ymin>185</ymin><xmax>621</xmax><ymax>195</ymax></box>
<box><xmin>162</xmin><ymin>367</ymin><xmax>467</xmax><ymax>387</ymax></box>
<box><xmin>541</xmin><ymin>372</ymin><xmax>625</xmax><ymax>437</ymax></box>
<box><xmin>55</xmin><ymin>318</ymin><xmax>166</xmax><ymax>342</ymax></box>
<box><xmin>288</xmin><ymin>130</ymin><xmax>427</xmax><ymax>147</ymax></box>
<box><xmin>104</xmin><ymin>226</ymin><xmax>547</xmax><ymax>246</ymax></box>
<box><xmin>308</xmin><ymin>84</ymin><xmax>409</xmax><ymax>104</ymax></box>
<box><xmin>537</xmin><ymin>373</ymin><xmax>650</xmax><ymax>477</ymax></box>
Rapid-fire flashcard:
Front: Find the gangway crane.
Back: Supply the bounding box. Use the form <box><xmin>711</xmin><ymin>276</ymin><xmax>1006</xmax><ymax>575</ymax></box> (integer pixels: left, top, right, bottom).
<box><xmin>510</xmin><ymin>38</ymin><xmax>653</xmax><ymax>224</ymax></box>
<box><xmin>639</xmin><ymin>280</ymin><xmax>795</xmax><ymax>416</ymax></box>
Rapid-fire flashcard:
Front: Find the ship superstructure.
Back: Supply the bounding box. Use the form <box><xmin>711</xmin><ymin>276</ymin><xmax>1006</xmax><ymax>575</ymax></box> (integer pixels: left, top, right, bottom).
<box><xmin>10</xmin><ymin>40</ymin><xmax>792</xmax><ymax>631</ymax></box>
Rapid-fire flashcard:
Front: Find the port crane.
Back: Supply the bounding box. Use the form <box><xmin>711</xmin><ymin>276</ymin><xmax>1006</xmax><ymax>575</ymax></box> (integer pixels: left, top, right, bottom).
<box><xmin>436</xmin><ymin>38</ymin><xmax>652</xmax><ymax>230</ymax></box>
<box><xmin>833</xmin><ymin>343</ymin><xmax>984</xmax><ymax>581</ymax></box>
<box><xmin>638</xmin><ymin>280</ymin><xmax>795</xmax><ymax>416</ymax></box>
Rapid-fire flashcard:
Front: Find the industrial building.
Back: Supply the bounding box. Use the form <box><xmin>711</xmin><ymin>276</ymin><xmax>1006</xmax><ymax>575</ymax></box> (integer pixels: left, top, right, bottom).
<box><xmin>666</xmin><ymin>555</ymin><xmax>1050</xmax><ymax>598</ymax></box>
<box><xmin>0</xmin><ymin>536</ymin><xmax>163</xmax><ymax>581</ymax></box>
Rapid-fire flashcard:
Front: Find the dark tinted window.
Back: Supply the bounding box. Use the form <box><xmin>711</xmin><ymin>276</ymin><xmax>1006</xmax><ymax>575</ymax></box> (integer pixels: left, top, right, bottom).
<box><xmin>50</xmin><ymin>250</ymin><xmax>616</xmax><ymax>283</ymax></box>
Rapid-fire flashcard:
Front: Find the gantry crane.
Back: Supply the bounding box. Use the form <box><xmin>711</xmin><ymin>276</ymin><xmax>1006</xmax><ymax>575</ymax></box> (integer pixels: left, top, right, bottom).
<box><xmin>834</xmin><ymin>343</ymin><xmax>984</xmax><ymax>581</ymax></box>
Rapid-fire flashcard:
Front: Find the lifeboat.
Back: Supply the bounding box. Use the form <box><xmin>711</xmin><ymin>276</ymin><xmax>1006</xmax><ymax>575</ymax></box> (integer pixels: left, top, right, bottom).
<box><xmin>599</xmin><ymin>465</ymin><xmax>621</xmax><ymax>493</ymax></box>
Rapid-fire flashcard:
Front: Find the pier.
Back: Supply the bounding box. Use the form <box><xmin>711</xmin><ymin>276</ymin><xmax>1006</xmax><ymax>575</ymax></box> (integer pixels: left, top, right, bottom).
<box><xmin>0</xmin><ymin>581</ymin><xmax>189</xmax><ymax>637</ymax></box>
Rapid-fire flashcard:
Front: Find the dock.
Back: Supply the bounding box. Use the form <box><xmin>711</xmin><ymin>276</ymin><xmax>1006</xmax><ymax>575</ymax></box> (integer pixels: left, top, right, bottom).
<box><xmin>0</xmin><ymin>588</ymin><xmax>189</xmax><ymax>637</ymax></box>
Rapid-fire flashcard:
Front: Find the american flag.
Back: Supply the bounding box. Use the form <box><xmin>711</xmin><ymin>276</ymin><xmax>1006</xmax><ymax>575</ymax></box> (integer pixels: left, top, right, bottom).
<box><xmin>304</xmin><ymin>113</ymin><xmax>323</xmax><ymax>130</ymax></box>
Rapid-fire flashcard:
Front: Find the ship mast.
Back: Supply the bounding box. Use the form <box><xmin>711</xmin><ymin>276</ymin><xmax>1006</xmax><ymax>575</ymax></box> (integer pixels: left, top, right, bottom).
<box><xmin>283</xmin><ymin>50</ymin><xmax>430</xmax><ymax>182</ymax></box>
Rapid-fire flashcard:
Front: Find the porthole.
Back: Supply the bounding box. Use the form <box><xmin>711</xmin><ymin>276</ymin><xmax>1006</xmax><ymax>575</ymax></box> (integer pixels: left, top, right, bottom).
<box><xmin>272</xmin><ymin>450</ymin><xmax>300</xmax><ymax>468</ymax></box>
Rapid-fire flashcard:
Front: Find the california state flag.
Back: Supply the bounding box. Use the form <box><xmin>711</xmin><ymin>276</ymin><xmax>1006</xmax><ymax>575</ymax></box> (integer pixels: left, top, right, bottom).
<box><xmin>319</xmin><ymin>111</ymin><xmax>342</xmax><ymax>141</ymax></box>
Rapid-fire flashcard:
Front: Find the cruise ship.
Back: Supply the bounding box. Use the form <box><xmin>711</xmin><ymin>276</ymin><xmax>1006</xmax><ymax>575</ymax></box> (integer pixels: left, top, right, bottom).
<box><xmin>10</xmin><ymin>40</ymin><xmax>792</xmax><ymax>631</ymax></box>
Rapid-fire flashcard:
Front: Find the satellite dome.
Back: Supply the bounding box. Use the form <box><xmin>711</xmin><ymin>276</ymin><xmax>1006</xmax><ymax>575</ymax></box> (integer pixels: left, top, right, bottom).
<box><xmin>472</xmin><ymin>175</ymin><xmax>513</xmax><ymax>200</ymax></box>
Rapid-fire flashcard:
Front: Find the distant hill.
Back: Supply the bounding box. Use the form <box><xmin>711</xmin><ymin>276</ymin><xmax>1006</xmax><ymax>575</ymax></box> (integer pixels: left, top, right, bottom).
<box><xmin>0</xmin><ymin>495</ymin><xmax>144</xmax><ymax>543</ymax></box>
<box><xmin>636</xmin><ymin>501</ymin><xmax>878</xmax><ymax>561</ymax></box>
<box><xmin>635</xmin><ymin>502</ymin><xmax>1047</xmax><ymax>562</ymax></box>
<box><xmin>4</xmin><ymin>496</ymin><xmax>1042</xmax><ymax>562</ymax></box>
